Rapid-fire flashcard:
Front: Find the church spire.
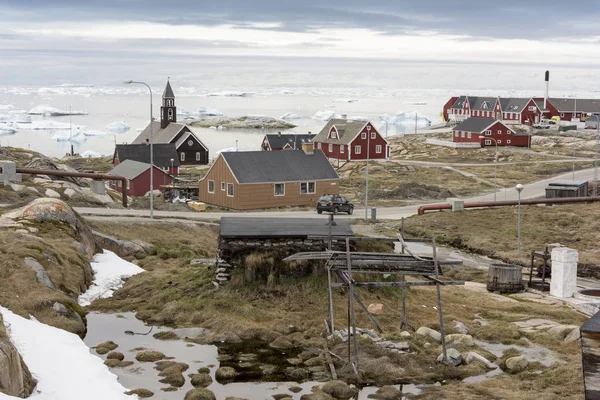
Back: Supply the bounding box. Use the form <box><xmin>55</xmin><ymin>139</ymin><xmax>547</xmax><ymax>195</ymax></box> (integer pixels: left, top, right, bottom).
<box><xmin>161</xmin><ymin>78</ymin><xmax>176</xmax><ymax>129</ymax></box>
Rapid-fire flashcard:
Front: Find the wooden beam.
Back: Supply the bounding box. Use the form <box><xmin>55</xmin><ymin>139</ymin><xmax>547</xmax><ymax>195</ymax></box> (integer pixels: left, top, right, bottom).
<box><xmin>331</xmin><ymin>281</ymin><xmax>464</xmax><ymax>288</ymax></box>
<box><xmin>353</xmin><ymin>292</ymin><xmax>384</xmax><ymax>334</ymax></box>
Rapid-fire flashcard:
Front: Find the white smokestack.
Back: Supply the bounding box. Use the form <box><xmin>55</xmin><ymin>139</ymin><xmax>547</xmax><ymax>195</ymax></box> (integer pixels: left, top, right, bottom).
<box><xmin>544</xmin><ymin>70</ymin><xmax>549</xmax><ymax>110</ymax></box>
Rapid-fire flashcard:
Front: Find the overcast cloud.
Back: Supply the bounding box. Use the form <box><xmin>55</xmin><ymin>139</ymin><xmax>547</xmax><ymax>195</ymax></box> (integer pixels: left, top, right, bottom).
<box><xmin>1</xmin><ymin>0</ymin><xmax>599</xmax><ymax>85</ymax></box>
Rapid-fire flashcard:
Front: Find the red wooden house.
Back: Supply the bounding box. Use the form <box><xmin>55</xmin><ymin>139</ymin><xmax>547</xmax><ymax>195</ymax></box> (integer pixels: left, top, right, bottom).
<box><xmin>108</xmin><ymin>159</ymin><xmax>174</xmax><ymax>197</ymax></box>
<box><xmin>113</xmin><ymin>143</ymin><xmax>180</xmax><ymax>176</ymax></box>
<box><xmin>452</xmin><ymin>117</ymin><xmax>531</xmax><ymax>147</ymax></box>
<box><xmin>312</xmin><ymin>119</ymin><xmax>389</xmax><ymax>161</ymax></box>
<box><xmin>261</xmin><ymin>133</ymin><xmax>315</xmax><ymax>151</ymax></box>
<box><xmin>447</xmin><ymin>96</ymin><xmax>543</xmax><ymax>125</ymax></box>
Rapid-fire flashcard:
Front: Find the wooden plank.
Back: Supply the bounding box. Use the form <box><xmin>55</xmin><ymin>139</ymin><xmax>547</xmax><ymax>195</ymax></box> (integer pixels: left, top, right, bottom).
<box><xmin>322</xmin><ymin>343</ymin><xmax>338</xmax><ymax>380</ymax></box>
<box><xmin>353</xmin><ymin>292</ymin><xmax>384</xmax><ymax>334</ymax></box>
<box><xmin>331</xmin><ymin>281</ymin><xmax>464</xmax><ymax>288</ymax></box>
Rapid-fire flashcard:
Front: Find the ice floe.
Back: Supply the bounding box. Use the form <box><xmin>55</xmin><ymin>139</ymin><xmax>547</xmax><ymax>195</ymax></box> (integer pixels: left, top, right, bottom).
<box><xmin>207</xmin><ymin>91</ymin><xmax>253</xmax><ymax>97</ymax></box>
<box><xmin>104</xmin><ymin>121</ymin><xmax>130</xmax><ymax>133</ymax></box>
<box><xmin>78</xmin><ymin>250</ymin><xmax>145</xmax><ymax>307</ymax></box>
<box><xmin>379</xmin><ymin>111</ymin><xmax>431</xmax><ymax>127</ymax></box>
<box><xmin>28</xmin><ymin>105</ymin><xmax>88</xmax><ymax>116</ymax></box>
<box><xmin>280</xmin><ymin>112</ymin><xmax>302</xmax><ymax>120</ymax></box>
<box><xmin>52</xmin><ymin>130</ymin><xmax>87</xmax><ymax>142</ymax></box>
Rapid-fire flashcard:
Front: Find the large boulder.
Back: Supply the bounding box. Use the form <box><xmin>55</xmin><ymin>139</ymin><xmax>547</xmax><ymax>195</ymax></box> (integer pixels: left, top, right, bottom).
<box><xmin>445</xmin><ymin>334</ymin><xmax>474</xmax><ymax>347</ymax></box>
<box><xmin>2</xmin><ymin>198</ymin><xmax>100</xmax><ymax>258</ymax></box>
<box><xmin>321</xmin><ymin>380</ymin><xmax>358</xmax><ymax>399</ymax></box>
<box><xmin>465</xmin><ymin>352</ymin><xmax>497</xmax><ymax>369</ymax></box>
<box><xmin>504</xmin><ymin>356</ymin><xmax>528</xmax><ymax>373</ymax></box>
<box><xmin>0</xmin><ymin>315</ymin><xmax>35</xmax><ymax>397</ymax></box>
<box><xmin>437</xmin><ymin>348</ymin><xmax>462</xmax><ymax>366</ymax></box>
<box><xmin>24</xmin><ymin>157</ymin><xmax>81</xmax><ymax>185</ymax></box>
<box><xmin>367</xmin><ymin>386</ymin><xmax>402</xmax><ymax>400</ymax></box>
<box><xmin>416</xmin><ymin>326</ymin><xmax>442</xmax><ymax>343</ymax></box>
<box><xmin>92</xmin><ymin>231</ymin><xmax>146</xmax><ymax>258</ymax></box>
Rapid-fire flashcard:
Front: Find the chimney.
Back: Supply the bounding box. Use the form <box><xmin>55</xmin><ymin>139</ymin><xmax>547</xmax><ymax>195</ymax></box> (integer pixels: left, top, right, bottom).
<box><xmin>544</xmin><ymin>70</ymin><xmax>550</xmax><ymax>110</ymax></box>
<box><xmin>341</xmin><ymin>114</ymin><xmax>347</xmax><ymax>119</ymax></box>
<box><xmin>277</xmin><ymin>131</ymin><xmax>281</xmax><ymax>137</ymax></box>
<box><xmin>302</xmin><ymin>142</ymin><xmax>314</xmax><ymax>155</ymax></box>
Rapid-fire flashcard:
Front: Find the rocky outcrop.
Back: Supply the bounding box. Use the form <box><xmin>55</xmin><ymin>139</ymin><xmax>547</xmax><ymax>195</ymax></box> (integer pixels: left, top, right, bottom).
<box><xmin>92</xmin><ymin>231</ymin><xmax>146</xmax><ymax>258</ymax></box>
<box><xmin>0</xmin><ymin>315</ymin><xmax>34</xmax><ymax>398</ymax></box>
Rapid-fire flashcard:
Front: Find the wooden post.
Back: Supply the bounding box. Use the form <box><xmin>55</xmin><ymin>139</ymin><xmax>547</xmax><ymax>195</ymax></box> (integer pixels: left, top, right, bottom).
<box><xmin>328</xmin><ymin>214</ymin><xmax>333</xmax><ymax>251</ymax></box>
<box><xmin>401</xmin><ymin>217</ymin><xmax>405</xmax><ymax>254</ymax></box>
<box><xmin>400</xmin><ymin>274</ymin><xmax>408</xmax><ymax>329</ymax></box>
<box><xmin>327</xmin><ymin>267</ymin><xmax>335</xmax><ymax>335</ymax></box>
<box><xmin>346</xmin><ymin>237</ymin><xmax>359</xmax><ymax>373</ymax></box>
<box><xmin>432</xmin><ymin>237</ymin><xmax>448</xmax><ymax>363</ymax></box>
<box><xmin>353</xmin><ymin>292</ymin><xmax>383</xmax><ymax>334</ymax></box>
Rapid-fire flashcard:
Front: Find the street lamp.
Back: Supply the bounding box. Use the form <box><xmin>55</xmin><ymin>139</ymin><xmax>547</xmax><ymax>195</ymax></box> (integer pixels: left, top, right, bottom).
<box><xmin>516</xmin><ymin>183</ymin><xmax>524</xmax><ymax>256</ymax></box>
<box><xmin>124</xmin><ymin>80</ymin><xmax>154</xmax><ymax>218</ymax></box>
<box><xmin>170</xmin><ymin>158</ymin><xmax>175</xmax><ymax>202</ymax></box>
<box><xmin>479</xmin><ymin>135</ymin><xmax>499</xmax><ymax>201</ymax></box>
<box><xmin>365</xmin><ymin>125</ymin><xmax>372</xmax><ymax>219</ymax></box>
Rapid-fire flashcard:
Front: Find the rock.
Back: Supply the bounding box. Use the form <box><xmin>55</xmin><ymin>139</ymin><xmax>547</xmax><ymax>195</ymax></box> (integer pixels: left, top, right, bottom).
<box><xmin>416</xmin><ymin>326</ymin><xmax>442</xmax><ymax>343</ymax></box>
<box><xmin>304</xmin><ymin>356</ymin><xmax>323</xmax><ymax>367</ymax></box>
<box><xmin>465</xmin><ymin>352</ymin><xmax>497</xmax><ymax>369</ymax></box>
<box><xmin>0</xmin><ymin>315</ymin><xmax>34</xmax><ymax>398</ymax></box>
<box><xmin>564</xmin><ymin>328</ymin><xmax>581</xmax><ymax>343</ymax></box>
<box><xmin>94</xmin><ymin>341</ymin><xmax>118</xmax><ymax>355</ymax></box>
<box><xmin>26</xmin><ymin>187</ymin><xmax>39</xmax><ymax>194</ymax></box>
<box><xmin>63</xmin><ymin>188</ymin><xmax>77</xmax><ymax>198</ymax></box>
<box><xmin>367</xmin><ymin>303</ymin><xmax>384</xmax><ymax>314</ymax></box>
<box><xmin>159</xmin><ymin>370</ymin><xmax>185</xmax><ymax>387</ymax></box>
<box><xmin>215</xmin><ymin>366</ymin><xmax>238</xmax><ymax>382</ymax></box>
<box><xmin>423</xmin><ymin>342</ymin><xmax>431</xmax><ymax>349</ymax></box>
<box><xmin>135</xmin><ymin>350</ymin><xmax>166</xmax><ymax>362</ymax></box>
<box><xmin>172</xmin><ymin>327</ymin><xmax>210</xmax><ymax>339</ymax></box>
<box><xmin>289</xmin><ymin>386</ymin><xmax>303</xmax><ymax>393</ymax></box>
<box><xmin>184</xmin><ymin>388</ymin><xmax>216</xmax><ymax>400</ymax></box>
<box><xmin>437</xmin><ymin>348</ymin><xmax>462</xmax><ymax>366</ymax></box>
<box><xmin>3</xmin><ymin>198</ymin><xmax>100</xmax><ymax>259</ymax></box>
<box><xmin>300</xmin><ymin>392</ymin><xmax>334</xmax><ymax>400</ymax></box>
<box><xmin>270</xmin><ymin>336</ymin><xmax>295</xmax><ymax>349</ymax></box>
<box><xmin>106</xmin><ymin>352</ymin><xmax>125</xmax><ymax>361</ymax></box>
<box><xmin>274</xmin><ymin>323</ymin><xmax>301</xmax><ymax>335</ymax></box>
<box><xmin>27</xmin><ymin>227</ymin><xmax>38</xmax><ymax>233</ymax></box>
<box><xmin>272</xmin><ymin>395</ymin><xmax>292</xmax><ymax>400</ymax></box>
<box><xmin>45</xmin><ymin>188</ymin><xmax>61</xmax><ymax>198</ymax></box>
<box><xmin>211</xmin><ymin>331</ymin><xmax>241</xmax><ymax>344</ymax></box>
<box><xmin>445</xmin><ymin>334</ymin><xmax>474</xmax><ymax>346</ymax></box>
<box><xmin>453</xmin><ymin>321</ymin><xmax>469</xmax><ymax>334</ymax></box>
<box><xmin>321</xmin><ymin>380</ymin><xmax>359</xmax><ymax>399</ymax></box>
<box><xmin>52</xmin><ymin>302</ymin><xmax>68</xmax><ymax>315</ymax></box>
<box><xmin>190</xmin><ymin>373</ymin><xmax>213</xmax><ymax>388</ymax></box>
<box><xmin>125</xmin><ymin>389</ymin><xmax>154</xmax><ymax>398</ymax></box>
<box><xmin>155</xmin><ymin>361</ymin><xmax>190</xmax><ymax>373</ymax></box>
<box><xmin>10</xmin><ymin>183</ymin><xmax>25</xmax><ymax>192</ymax></box>
<box><xmin>104</xmin><ymin>359</ymin><xmax>134</xmax><ymax>368</ymax></box>
<box><xmin>505</xmin><ymin>356</ymin><xmax>528</xmax><ymax>373</ymax></box>
<box><xmin>548</xmin><ymin>325</ymin><xmax>579</xmax><ymax>339</ymax></box>
<box><xmin>92</xmin><ymin>231</ymin><xmax>146</xmax><ymax>258</ymax></box>
<box><xmin>399</xmin><ymin>331</ymin><xmax>411</xmax><ymax>339</ymax></box>
<box><xmin>24</xmin><ymin>257</ymin><xmax>56</xmax><ymax>289</ymax></box>
<box><xmin>367</xmin><ymin>385</ymin><xmax>402</xmax><ymax>400</ymax></box>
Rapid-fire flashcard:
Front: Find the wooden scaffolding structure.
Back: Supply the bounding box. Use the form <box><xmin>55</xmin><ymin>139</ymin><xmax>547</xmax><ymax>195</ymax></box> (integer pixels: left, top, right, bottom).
<box><xmin>284</xmin><ymin>233</ymin><xmax>464</xmax><ymax>375</ymax></box>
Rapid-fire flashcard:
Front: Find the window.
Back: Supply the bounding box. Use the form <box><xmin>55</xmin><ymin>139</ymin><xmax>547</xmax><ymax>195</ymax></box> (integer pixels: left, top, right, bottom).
<box><xmin>300</xmin><ymin>181</ymin><xmax>316</xmax><ymax>194</ymax></box>
<box><xmin>467</xmin><ymin>132</ymin><xmax>471</xmax><ymax>139</ymax></box>
<box><xmin>361</xmin><ymin>132</ymin><xmax>366</xmax><ymax>139</ymax></box>
<box><xmin>168</xmin><ymin>109</ymin><xmax>173</xmax><ymax>119</ymax></box>
<box><xmin>507</xmin><ymin>130</ymin><xmax>511</xmax><ymax>135</ymax></box>
<box><xmin>498</xmin><ymin>130</ymin><xmax>502</xmax><ymax>134</ymax></box>
<box><xmin>221</xmin><ymin>182</ymin><xmax>225</xmax><ymax>191</ymax></box>
<box><xmin>497</xmin><ymin>140</ymin><xmax>502</xmax><ymax>144</ymax></box>
<box><xmin>127</xmin><ymin>181</ymin><xmax>130</xmax><ymax>189</ymax></box>
<box><xmin>180</xmin><ymin>152</ymin><xmax>185</xmax><ymax>162</ymax></box>
<box><xmin>455</xmin><ymin>131</ymin><xmax>459</xmax><ymax>137</ymax></box>
<box><xmin>528</xmin><ymin>106</ymin><xmax>536</xmax><ymax>111</ymax></box>
<box><xmin>485</xmin><ymin>140</ymin><xmax>491</xmax><ymax>145</ymax></box>
<box><xmin>118</xmin><ymin>181</ymin><xmax>122</xmax><ymax>187</ymax></box>
<box><xmin>340</xmin><ymin>145</ymin><xmax>345</xmax><ymax>153</ymax></box>
<box><xmin>561</xmin><ymin>113</ymin><xmax>564</xmax><ymax>117</ymax></box>
<box><xmin>355</xmin><ymin>145</ymin><xmax>361</xmax><ymax>154</ymax></box>
<box><xmin>196</xmin><ymin>152</ymin><xmax>201</xmax><ymax>161</ymax></box>
<box><xmin>188</xmin><ymin>140</ymin><xmax>194</xmax><ymax>147</ymax></box>
<box><xmin>485</xmin><ymin>130</ymin><xmax>491</xmax><ymax>136</ymax></box>
<box><xmin>375</xmin><ymin>145</ymin><xmax>382</xmax><ymax>153</ymax></box>
<box><xmin>227</xmin><ymin>183</ymin><xmax>234</xmax><ymax>197</ymax></box>
<box><xmin>315</xmin><ymin>142</ymin><xmax>320</xmax><ymax>149</ymax></box>
<box><xmin>507</xmin><ymin>140</ymin><xmax>512</xmax><ymax>144</ymax></box>
<box><xmin>371</xmin><ymin>132</ymin><xmax>376</xmax><ymax>139</ymax></box>
<box><xmin>208</xmin><ymin>180</ymin><xmax>214</xmax><ymax>193</ymax></box>
<box><xmin>328</xmin><ymin>143</ymin><xmax>333</xmax><ymax>152</ymax></box>
<box><xmin>274</xmin><ymin>183</ymin><xmax>285</xmax><ymax>196</ymax></box>
<box><xmin>461</xmin><ymin>132</ymin><xmax>465</xmax><ymax>138</ymax></box>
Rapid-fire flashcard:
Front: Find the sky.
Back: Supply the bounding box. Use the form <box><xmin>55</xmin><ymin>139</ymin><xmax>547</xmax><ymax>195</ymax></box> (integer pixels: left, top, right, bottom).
<box><xmin>1</xmin><ymin>0</ymin><xmax>600</xmax><ymax>87</ymax></box>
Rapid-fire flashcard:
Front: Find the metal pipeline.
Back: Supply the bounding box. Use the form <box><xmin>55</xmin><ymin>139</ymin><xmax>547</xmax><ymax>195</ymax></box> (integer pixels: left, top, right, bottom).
<box><xmin>15</xmin><ymin>168</ymin><xmax>128</xmax><ymax>207</ymax></box>
<box><xmin>417</xmin><ymin>196</ymin><xmax>600</xmax><ymax>215</ymax></box>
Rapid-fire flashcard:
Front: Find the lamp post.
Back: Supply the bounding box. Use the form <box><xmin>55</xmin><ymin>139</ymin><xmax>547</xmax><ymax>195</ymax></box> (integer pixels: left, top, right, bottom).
<box><xmin>516</xmin><ymin>183</ymin><xmax>524</xmax><ymax>256</ymax></box>
<box><xmin>479</xmin><ymin>135</ymin><xmax>498</xmax><ymax>201</ymax></box>
<box><xmin>365</xmin><ymin>125</ymin><xmax>371</xmax><ymax>219</ymax></box>
<box><xmin>595</xmin><ymin>117</ymin><xmax>599</xmax><ymax>196</ymax></box>
<box><xmin>124</xmin><ymin>80</ymin><xmax>153</xmax><ymax>218</ymax></box>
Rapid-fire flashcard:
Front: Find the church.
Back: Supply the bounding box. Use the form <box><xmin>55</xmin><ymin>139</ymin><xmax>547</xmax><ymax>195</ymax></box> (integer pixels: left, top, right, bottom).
<box><xmin>132</xmin><ymin>80</ymin><xmax>209</xmax><ymax>165</ymax></box>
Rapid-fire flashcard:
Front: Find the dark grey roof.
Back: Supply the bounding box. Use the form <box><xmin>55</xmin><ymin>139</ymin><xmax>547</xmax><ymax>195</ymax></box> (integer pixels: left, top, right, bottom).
<box><xmin>108</xmin><ymin>159</ymin><xmax>151</xmax><ymax>180</ymax></box>
<box><xmin>221</xmin><ymin>149</ymin><xmax>339</xmax><ymax>184</ymax></box>
<box><xmin>132</xmin><ymin>121</ymin><xmax>186</xmax><ymax>144</ymax></box>
<box><xmin>313</xmin><ymin>118</ymin><xmax>369</xmax><ymax>145</ymax></box>
<box><xmin>220</xmin><ymin>217</ymin><xmax>354</xmax><ymax>238</ymax></box>
<box><xmin>533</xmin><ymin>99</ymin><xmax>547</xmax><ymax>111</ymax></box>
<box><xmin>548</xmin><ymin>98</ymin><xmax>600</xmax><ymax>113</ymax></box>
<box><xmin>581</xmin><ymin>310</ymin><xmax>600</xmax><ymax>333</ymax></box>
<box><xmin>114</xmin><ymin>143</ymin><xmax>180</xmax><ymax>168</ymax></box>
<box><xmin>451</xmin><ymin>96</ymin><xmax>467</xmax><ymax>109</ymax></box>
<box><xmin>453</xmin><ymin>117</ymin><xmax>500</xmax><ymax>133</ymax></box>
<box><xmin>469</xmin><ymin>96</ymin><xmax>497</xmax><ymax>111</ymax></box>
<box><xmin>265</xmin><ymin>134</ymin><xmax>315</xmax><ymax>150</ymax></box>
<box><xmin>163</xmin><ymin>81</ymin><xmax>175</xmax><ymax>98</ymax></box>
<box><xmin>587</xmin><ymin>115</ymin><xmax>600</xmax><ymax>122</ymax></box>
<box><xmin>499</xmin><ymin>98</ymin><xmax>530</xmax><ymax>113</ymax></box>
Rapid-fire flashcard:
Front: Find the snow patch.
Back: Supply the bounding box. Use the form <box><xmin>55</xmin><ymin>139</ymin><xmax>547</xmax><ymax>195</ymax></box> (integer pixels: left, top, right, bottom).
<box><xmin>215</xmin><ymin>146</ymin><xmax>238</xmax><ymax>155</ymax></box>
<box><xmin>0</xmin><ymin>306</ymin><xmax>136</xmax><ymax>400</ymax></box>
<box><xmin>104</xmin><ymin>121</ymin><xmax>130</xmax><ymax>133</ymax></box>
<box><xmin>28</xmin><ymin>105</ymin><xmax>88</xmax><ymax>116</ymax></box>
<box><xmin>78</xmin><ymin>250</ymin><xmax>144</xmax><ymax>307</ymax></box>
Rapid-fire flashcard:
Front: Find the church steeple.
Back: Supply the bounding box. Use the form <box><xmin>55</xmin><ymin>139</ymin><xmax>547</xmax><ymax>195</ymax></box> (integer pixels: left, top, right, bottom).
<box><xmin>161</xmin><ymin>79</ymin><xmax>176</xmax><ymax>129</ymax></box>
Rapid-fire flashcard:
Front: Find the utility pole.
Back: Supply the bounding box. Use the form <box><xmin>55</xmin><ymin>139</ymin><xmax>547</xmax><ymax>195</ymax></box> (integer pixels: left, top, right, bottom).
<box><xmin>69</xmin><ymin>105</ymin><xmax>74</xmax><ymax>156</ymax></box>
<box><xmin>364</xmin><ymin>126</ymin><xmax>371</xmax><ymax>219</ymax></box>
<box><xmin>595</xmin><ymin>118</ymin><xmax>599</xmax><ymax>196</ymax></box>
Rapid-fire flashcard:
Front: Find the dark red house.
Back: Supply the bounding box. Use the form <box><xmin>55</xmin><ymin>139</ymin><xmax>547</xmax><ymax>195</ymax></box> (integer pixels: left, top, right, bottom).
<box><xmin>447</xmin><ymin>96</ymin><xmax>543</xmax><ymax>125</ymax></box>
<box><xmin>108</xmin><ymin>159</ymin><xmax>174</xmax><ymax>197</ymax></box>
<box><xmin>113</xmin><ymin>143</ymin><xmax>180</xmax><ymax>176</ymax></box>
<box><xmin>312</xmin><ymin>118</ymin><xmax>389</xmax><ymax>161</ymax></box>
<box><xmin>453</xmin><ymin>117</ymin><xmax>531</xmax><ymax>147</ymax></box>
<box><xmin>543</xmin><ymin>98</ymin><xmax>600</xmax><ymax>122</ymax></box>
<box><xmin>442</xmin><ymin>96</ymin><xmax>459</xmax><ymax>121</ymax></box>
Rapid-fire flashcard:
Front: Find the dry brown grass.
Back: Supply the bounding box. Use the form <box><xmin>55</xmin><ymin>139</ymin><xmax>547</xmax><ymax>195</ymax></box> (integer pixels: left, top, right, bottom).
<box><xmin>402</xmin><ymin>203</ymin><xmax>600</xmax><ymax>267</ymax></box>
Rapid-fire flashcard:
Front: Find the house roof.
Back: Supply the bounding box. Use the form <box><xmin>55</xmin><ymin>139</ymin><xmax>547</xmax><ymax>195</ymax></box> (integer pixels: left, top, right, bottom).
<box><xmin>451</xmin><ymin>96</ymin><xmax>467</xmax><ymax>109</ymax></box>
<box><xmin>163</xmin><ymin>81</ymin><xmax>175</xmax><ymax>98</ymax></box>
<box><xmin>175</xmin><ymin>130</ymin><xmax>208</xmax><ymax>151</ymax></box>
<box><xmin>499</xmin><ymin>98</ymin><xmax>530</xmax><ymax>113</ymax></box>
<box><xmin>468</xmin><ymin>96</ymin><xmax>497</xmax><ymax>111</ymax></box>
<box><xmin>108</xmin><ymin>159</ymin><xmax>152</xmax><ymax>180</ymax></box>
<box><xmin>114</xmin><ymin>144</ymin><xmax>180</xmax><ymax>168</ymax></box>
<box><xmin>265</xmin><ymin>134</ymin><xmax>315</xmax><ymax>150</ymax></box>
<box><xmin>220</xmin><ymin>217</ymin><xmax>354</xmax><ymax>239</ymax></box>
<box><xmin>132</xmin><ymin>121</ymin><xmax>187</xmax><ymax>145</ymax></box>
<box><xmin>581</xmin><ymin>310</ymin><xmax>600</xmax><ymax>333</ymax></box>
<box><xmin>453</xmin><ymin>117</ymin><xmax>503</xmax><ymax>133</ymax></box>
<box><xmin>313</xmin><ymin>118</ymin><xmax>369</xmax><ymax>145</ymax></box>
<box><xmin>548</xmin><ymin>98</ymin><xmax>600</xmax><ymax>113</ymax></box>
<box><xmin>220</xmin><ymin>149</ymin><xmax>339</xmax><ymax>184</ymax></box>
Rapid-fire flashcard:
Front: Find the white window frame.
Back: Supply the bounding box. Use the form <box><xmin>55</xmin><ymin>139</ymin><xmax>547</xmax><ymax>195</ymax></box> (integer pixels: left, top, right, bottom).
<box><xmin>227</xmin><ymin>183</ymin><xmax>234</xmax><ymax>197</ymax></box>
<box><xmin>467</xmin><ymin>132</ymin><xmax>471</xmax><ymax>139</ymax></box>
<box><xmin>208</xmin><ymin>180</ymin><xmax>215</xmax><ymax>194</ymax></box>
<box><xmin>274</xmin><ymin>183</ymin><xmax>285</xmax><ymax>196</ymax></box>
<box><xmin>300</xmin><ymin>181</ymin><xmax>316</xmax><ymax>194</ymax></box>
<box><xmin>340</xmin><ymin>145</ymin><xmax>345</xmax><ymax>153</ymax></box>
<box><xmin>118</xmin><ymin>180</ymin><xmax>122</xmax><ymax>188</ymax></box>
<box><xmin>506</xmin><ymin>140</ymin><xmax>512</xmax><ymax>144</ymax></box>
<box><xmin>371</xmin><ymin>132</ymin><xmax>376</xmax><ymax>139</ymax></box>
<box><xmin>485</xmin><ymin>130</ymin><xmax>492</xmax><ymax>136</ymax></box>
<box><xmin>497</xmin><ymin>140</ymin><xmax>502</xmax><ymax>144</ymax></box>
<box><xmin>180</xmin><ymin>152</ymin><xmax>185</xmax><ymax>162</ymax></box>
<box><xmin>485</xmin><ymin>140</ymin><xmax>492</xmax><ymax>145</ymax></box>
<box><xmin>455</xmin><ymin>131</ymin><xmax>459</xmax><ymax>137</ymax></box>
<box><xmin>561</xmin><ymin>113</ymin><xmax>564</xmax><ymax>117</ymax></box>
<box><xmin>196</xmin><ymin>152</ymin><xmax>201</xmax><ymax>161</ymax></box>
<box><xmin>375</xmin><ymin>145</ymin><xmax>382</xmax><ymax>153</ymax></box>
<box><xmin>221</xmin><ymin>182</ymin><xmax>225</xmax><ymax>191</ymax></box>
<box><xmin>354</xmin><ymin>145</ymin><xmax>361</xmax><ymax>154</ymax></box>
<box><xmin>328</xmin><ymin>143</ymin><xmax>333</xmax><ymax>152</ymax></box>
<box><xmin>461</xmin><ymin>132</ymin><xmax>465</xmax><ymax>138</ymax></box>
<box><xmin>361</xmin><ymin>132</ymin><xmax>366</xmax><ymax>139</ymax></box>
<box><xmin>498</xmin><ymin>130</ymin><xmax>502</xmax><ymax>134</ymax></box>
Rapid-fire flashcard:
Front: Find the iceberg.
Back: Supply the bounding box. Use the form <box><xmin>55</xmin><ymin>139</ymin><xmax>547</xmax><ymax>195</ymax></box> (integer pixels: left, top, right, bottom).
<box><xmin>80</xmin><ymin>150</ymin><xmax>104</xmax><ymax>158</ymax></box>
<box><xmin>29</xmin><ymin>120</ymin><xmax>79</xmax><ymax>130</ymax></box>
<box><xmin>380</xmin><ymin>111</ymin><xmax>431</xmax><ymax>127</ymax></box>
<box><xmin>207</xmin><ymin>91</ymin><xmax>253</xmax><ymax>97</ymax></box>
<box><xmin>197</xmin><ymin>106</ymin><xmax>223</xmax><ymax>117</ymax></box>
<box><xmin>52</xmin><ymin>130</ymin><xmax>87</xmax><ymax>142</ymax></box>
<box><xmin>280</xmin><ymin>112</ymin><xmax>302</xmax><ymax>120</ymax></box>
<box><xmin>104</xmin><ymin>121</ymin><xmax>130</xmax><ymax>133</ymax></box>
<box><xmin>0</xmin><ymin>122</ymin><xmax>17</xmax><ymax>135</ymax></box>
<box><xmin>28</xmin><ymin>105</ymin><xmax>88</xmax><ymax>116</ymax></box>
<box><xmin>312</xmin><ymin>110</ymin><xmax>337</xmax><ymax>121</ymax></box>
